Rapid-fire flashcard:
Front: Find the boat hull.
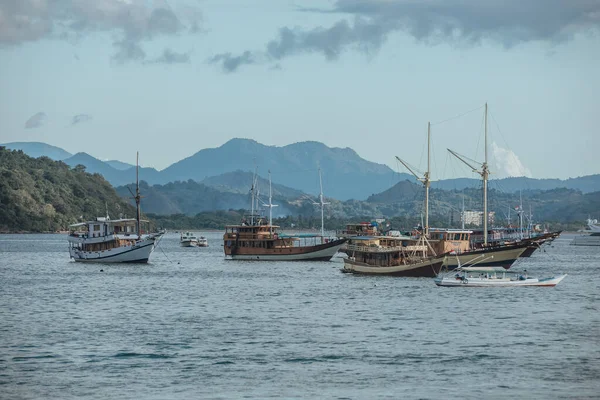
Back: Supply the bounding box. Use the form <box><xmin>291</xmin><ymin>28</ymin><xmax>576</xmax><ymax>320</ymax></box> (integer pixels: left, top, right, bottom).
<box><xmin>342</xmin><ymin>257</ymin><xmax>444</xmax><ymax>278</ymax></box>
<box><xmin>69</xmin><ymin>234</ymin><xmax>162</xmax><ymax>263</ymax></box>
<box><xmin>435</xmin><ymin>274</ymin><xmax>567</xmax><ymax>287</ymax></box>
<box><xmin>225</xmin><ymin>238</ymin><xmax>346</xmax><ymax>261</ymax></box>
<box><xmin>444</xmin><ymin>244</ymin><xmax>528</xmax><ymax>270</ymax></box>
<box><xmin>180</xmin><ymin>240</ymin><xmax>198</xmax><ymax>247</ymax></box>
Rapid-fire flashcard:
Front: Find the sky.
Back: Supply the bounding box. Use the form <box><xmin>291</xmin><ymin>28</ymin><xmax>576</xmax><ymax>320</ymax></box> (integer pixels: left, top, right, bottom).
<box><xmin>0</xmin><ymin>0</ymin><xmax>599</xmax><ymax>181</ymax></box>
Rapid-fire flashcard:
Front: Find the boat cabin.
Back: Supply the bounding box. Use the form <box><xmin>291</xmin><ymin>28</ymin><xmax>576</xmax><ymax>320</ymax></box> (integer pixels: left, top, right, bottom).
<box><xmin>344</xmin><ymin>235</ymin><xmax>430</xmax><ymax>267</ymax></box>
<box><xmin>68</xmin><ymin>217</ymin><xmax>151</xmax><ymax>253</ymax></box>
<box><xmin>224</xmin><ymin>224</ymin><xmax>296</xmax><ymax>250</ymax></box>
<box><xmin>339</xmin><ymin>222</ymin><xmax>379</xmax><ymax>237</ymax></box>
<box><xmin>429</xmin><ymin>229</ymin><xmax>472</xmax><ymax>254</ymax></box>
<box><xmin>69</xmin><ymin>218</ymin><xmax>146</xmax><ymax>239</ymax></box>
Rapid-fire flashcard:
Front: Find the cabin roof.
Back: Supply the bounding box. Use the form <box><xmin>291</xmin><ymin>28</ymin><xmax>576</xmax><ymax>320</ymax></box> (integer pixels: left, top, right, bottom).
<box><xmin>429</xmin><ymin>228</ymin><xmax>473</xmax><ymax>234</ymax></box>
<box><xmin>458</xmin><ymin>266</ymin><xmax>510</xmax><ymax>273</ymax></box>
<box><xmin>351</xmin><ymin>235</ymin><xmax>412</xmax><ymax>240</ymax></box>
<box><xmin>225</xmin><ymin>224</ymin><xmax>280</xmax><ymax>228</ymax></box>
<box><xmin>69</xmin><ymin>218</ymin><xmax>148</xmax><ymax>227</ymax></box>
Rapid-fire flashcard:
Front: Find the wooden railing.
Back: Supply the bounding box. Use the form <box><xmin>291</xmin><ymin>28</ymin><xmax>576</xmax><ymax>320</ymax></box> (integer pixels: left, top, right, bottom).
<box><xmin>346</xmin><ymin>244</ymin><xmax>428</xmax><ymax>253</ymax></box>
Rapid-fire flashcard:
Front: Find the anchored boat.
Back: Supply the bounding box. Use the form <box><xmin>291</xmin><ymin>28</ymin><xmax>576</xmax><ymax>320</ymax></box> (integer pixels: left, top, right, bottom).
<box><xmin>223</xmin><ymin>169</ymin><xmax>346</xmax><ymax>261</ymax></box>
<box><xmin>342</xmin><ymin>235</ymin><xmax>444</xmax><ymax>277</ymax></box>
<box><xmin>434</xmin><ymin>267</ymin><xmax>567</xmax><ymax>287</ymax></box>
<box><xmin>67</xmin><ymin>153</ymin><xmax>163</xmax><ymax>263</ymax></box>
<box><xmin>180</xmin><ymin>232</ymin><xmax>199</xmax><ymax>247</ymax></box>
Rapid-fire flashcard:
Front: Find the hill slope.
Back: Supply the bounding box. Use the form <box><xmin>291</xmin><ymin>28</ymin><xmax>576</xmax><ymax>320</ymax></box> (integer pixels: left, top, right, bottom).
<box><xmin>200</xmin><ymin>170</ymin><xmax>306</xmax><ymax>198</ymax></box>
<box><xmin>2</xmin><ymin>142</ymin><xmax>72</xmax><ymax>161</ymax></box>
<box><xmin>62</xmin><ymin>152</ymin><xmax>161</xmax><ymax>187</ymax></box>
<box><xmin>0</xmin><ymin>148</ymin><xmax>135</xmax><ymax>232</ymax></box>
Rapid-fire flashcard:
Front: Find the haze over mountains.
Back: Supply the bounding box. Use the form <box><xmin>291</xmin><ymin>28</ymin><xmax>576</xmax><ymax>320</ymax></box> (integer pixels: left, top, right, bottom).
<box><xmin>3</xmin><ymin>140</ymin><xmax>600</xmax><ymax>202</ymax></box>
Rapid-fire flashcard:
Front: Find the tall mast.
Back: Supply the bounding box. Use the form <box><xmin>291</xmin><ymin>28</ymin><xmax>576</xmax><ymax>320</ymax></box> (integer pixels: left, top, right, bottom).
<box><xmin>518</xmin><ymin>190</ymin><xmax>523</xmax><ymax>239</ymax></box>
<box><xmin>315</xmin><ymin>167</ymin><xmax>329</xmax><ymax>237</ymax></box>
<box><xmin>267</xmin><ymin>170</ymin><xmax>278</xmax><ymax>234</ymax></box>
<box><xmin>425</xmin><ymin>122</ymin><xmax>431</xmax><ymax>236</ymax></box>
<box><xmin>395</xmin><ymin>122</ymin><xmax>431</xmax><ymax>237</ymax></box>
<box><xmin>250</xmin><ymin>165</ymin><xmax>258</xmax><ymax>225</ymax></box>
<box><xmin>529</xmin><ymin>205</ymin><xmax>533</xmax><ymax>238</ymax></box>
<box><xmin>461</xmin><ymin>190</ymin><xmax>465</xmax><ymax>230</ymax></box>
<box><xmin>135</xmin><ymin>151</ymin><xmax>141</xmax><ymax>238</ymax></box>
<box><xmin>447</xmin><ymin>102</ymin><xmax>490</xmax><ymax>245</ymax></box>
<box><xmin>482</xmin><ymin>103</ymin><xmax>489</xmax><ymax>245</ymax></box>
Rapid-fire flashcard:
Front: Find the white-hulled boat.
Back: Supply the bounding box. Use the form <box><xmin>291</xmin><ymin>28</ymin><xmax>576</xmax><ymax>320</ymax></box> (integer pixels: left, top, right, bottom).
<box><xmin>587</xmin><ymin>218</ymin><xmax>600</xmax><ymax>232</ymax></box>
<box><xmin>197</xmin><ymin>236</ymin><xmax>208</xmax><ymax>247</ymax></box>
<box><xmin>67</xmin><ymin>152</ymin><xmax>164</xmax><ymax>263</ymax></box>
<box><xmin>68</xmin><ymin>218</ymin><xmax>163</xmax><ymax>262</ymax></box>
<box><xmin>180</xmin><ymin>232</ymin><xmax>199</xmax><ymax>247</ymax></box>
<box><xmin>434</xmin><ymin>267</ymin><xmax>567</xmax><ymax>287</ymax></box>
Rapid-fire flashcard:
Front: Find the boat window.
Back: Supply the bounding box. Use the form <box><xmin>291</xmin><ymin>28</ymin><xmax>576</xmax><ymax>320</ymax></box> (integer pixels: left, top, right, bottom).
<box><xmin>94</xmin><ymin>225</ymin><xmax>101</xmax><ymax>231</ymax></box>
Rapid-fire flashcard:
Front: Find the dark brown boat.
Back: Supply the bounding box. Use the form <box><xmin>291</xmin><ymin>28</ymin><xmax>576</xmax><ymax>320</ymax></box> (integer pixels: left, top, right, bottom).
<box><xmin>224</xmin><ymin>222</ymin><xmax>346</xmax><ymax>261</ymax></box>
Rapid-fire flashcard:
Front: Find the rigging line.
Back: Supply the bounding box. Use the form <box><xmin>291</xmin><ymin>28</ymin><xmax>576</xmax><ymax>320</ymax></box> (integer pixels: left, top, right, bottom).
<box><xmin>475</xmin><ymin>110</ymin><xmax>485</xmax><ymax>164</ymax></box>
<box><xmin>431</xmin><ymin>104</ymin><xmax>485</xmax><ymax>126</ymax></box>
<box><xmin>489</xmin><ymin>110</ymin><xmax>511</xmax><ymax>150</ymax></box>
<box><xmin>441</xmin><ymin>150</ymin><xmax>450</xmax><ymax>183</ymax></box>
<box><xmin>431</xmin><ymin>136</ymin><xmax>438</xmax><ymax>182</ymax></box>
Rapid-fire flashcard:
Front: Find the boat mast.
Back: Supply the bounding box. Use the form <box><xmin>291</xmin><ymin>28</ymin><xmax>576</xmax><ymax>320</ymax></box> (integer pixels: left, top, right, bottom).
<box><xmin>483</xmin><ymin>103</ymin><xmax>489</xmax><ymax>246</ymax></box>
<box><xmin>395</xmin><ymin>122</ymin><xmax>431</xmax><ymax>237</ymax></box>
<box><xmin>250</xmin><ymin>165</ymin><xmax>258</xmax><ymax>225</ymax></box>
<box><xmin>448</xmin><ymin>103</ymin><xmax>490</xmax><ymax>245</ymax></box>
<box><xmin>315</xmin><ymin>167</ymin><xmax>329</xmax><ymax>237</ymax></box>
<box><xmin>426</xmin><ymin>122</ymin><xmax>430</xmax><ymax>236</ymax></box>
<box><xmin>461</xmin><ymin>190</ymin><xmax>465</xmax><ymax>230</ymax></box>
<box><xmin>519</xmin><ymin>190</ymin><xmax>523</xmax><ymax>239</ymax></box>
<box><xmin>267</xmin><ymin>170</ymin><xmax>278</xmax><ymax>234</ymax></box>
<box><xmin>135</xmin><ymin>151</ymin><xmax>141</xmax><ymax>238</ymax></box>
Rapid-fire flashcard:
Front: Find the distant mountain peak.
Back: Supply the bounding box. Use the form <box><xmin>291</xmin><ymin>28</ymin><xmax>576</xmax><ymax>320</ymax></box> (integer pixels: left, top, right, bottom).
<box><xmin>222</xmin><ymin>138</ymin><xmax>260</xmax><ymax>147</ymax></box>
<box><xmin>2</xmin><ymin>141</ymin><xmax>72</xmax><ymax>161</ymax></box>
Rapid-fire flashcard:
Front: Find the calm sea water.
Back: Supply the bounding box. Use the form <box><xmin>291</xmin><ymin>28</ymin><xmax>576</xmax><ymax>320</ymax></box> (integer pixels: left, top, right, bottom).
<box><xmin>1</xmin><ymin>232</ymin><xmax>599</xmax><ymax>399</ymax></box>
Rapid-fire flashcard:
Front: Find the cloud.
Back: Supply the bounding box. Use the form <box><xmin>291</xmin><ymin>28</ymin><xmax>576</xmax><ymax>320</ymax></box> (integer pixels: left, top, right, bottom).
<box><xmin>210</xmin><ymin>0</ymin><xmax>600</xmax><ymax>72</ymax></box>
<box><xmin>24</xmin><ymin>112</ymin><xmax>47</xmax><ymax>129</ymax></box>
<box><xmin>0</xmin><ymin>0</ymin><xmax>202</xmax><ymax>64</ymax></box>
<box><xmin>492</xmin><ymin>142</ymin><xmax>532</xmax><ymax>178</ymax></box>
<box><xmin>147</xmin><ymin>48</ymin><xmax>191</xmax><ymax>64</ymax></box>
<box><xmin>71</xmin><ymin>114</ymin><xmax>93</xmax><ymax>126</ymax></box>
<box><xmin>208</xmin><ymin>51</ymin><xmax>256</xmax><ymax>73</ymax></box>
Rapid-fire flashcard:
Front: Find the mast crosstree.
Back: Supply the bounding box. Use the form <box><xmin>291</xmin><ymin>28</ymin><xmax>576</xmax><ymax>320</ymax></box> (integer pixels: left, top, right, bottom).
<box><xmin>447</xmin><ymin>103</ymin><xmax>490</xmax><ymax>245</ymax></box>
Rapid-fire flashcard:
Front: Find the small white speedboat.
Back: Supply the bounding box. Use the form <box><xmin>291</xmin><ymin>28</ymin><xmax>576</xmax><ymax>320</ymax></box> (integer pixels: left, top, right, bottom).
<box><xmin>435</xmin><ymin>267</ymin><xmax>566</xmax><ymax>287</ymax></box>
<box><xmin>180</xmin><ymin>232</ymin><xmax>199</xmax><ymax>247</ymax></box>
<box><xmin>197</xmin><ymin>236</ymin><xmax>208</xmax><ymax>247</ymax></box>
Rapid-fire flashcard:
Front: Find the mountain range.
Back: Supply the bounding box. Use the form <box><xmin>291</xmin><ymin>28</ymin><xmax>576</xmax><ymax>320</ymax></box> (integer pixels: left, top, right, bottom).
<box><xmin>3</xmin><ymin>140</ymin><xmax>600</xmax><ymax>201</ymax></box>
<box><xmin>2</xmin><ymin>145</ymin><xmax>598</xmax><ymax>232</ymax></box>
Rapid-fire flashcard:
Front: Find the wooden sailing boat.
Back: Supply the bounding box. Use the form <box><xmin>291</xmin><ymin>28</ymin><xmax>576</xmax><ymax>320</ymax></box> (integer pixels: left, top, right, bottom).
<box><xmin>67</xmin><ymin>152</ymin><xmax>164</xmax><ymax>263</ymax></box>
<box><xmin>342</xmin><ymin>123</ymin><xmax>445</xmax><ymax>277</ymax></box>
<box><xmin>441</xmin><ymin>103</ymin><xmax>528</xmax><ymax>269</ymax></box>
<box><xmin>223</xmin><ymin>168</ymin><xmax>346</xmax><ymax>261</ymax></box>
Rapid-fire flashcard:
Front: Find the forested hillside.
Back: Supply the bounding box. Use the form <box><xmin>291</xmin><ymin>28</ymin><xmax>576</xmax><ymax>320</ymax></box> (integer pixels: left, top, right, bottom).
<box><xmin>0</xmin><ymin>148</ymin><xmax>135</xmax><ymax>232</ymax></box>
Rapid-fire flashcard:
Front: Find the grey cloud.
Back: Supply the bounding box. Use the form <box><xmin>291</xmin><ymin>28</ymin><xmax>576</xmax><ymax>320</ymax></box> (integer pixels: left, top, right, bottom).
<box><xmin>24</xmin><ymin>112</ymin><xmax>47</xmax><ymax>129</ymax></box>
<box><xmin>112</xmin><ymin>39</ymin><xmax>146</xmax><ymax>64</ymax></box>
<box><xmin>266</xmin><ymin>18</ymin><xmax>390</xmax><ymax>61</ymax></box>
<box><xmin>147</xmin><ymin>48</ymin><xmax>191</xmax><ymax>64</ymax></box>
<box><xmin>71</xmin><ymin>114</ymin><xmax>93</xmax><ymax>126</ymax></box>
<box><xmin>325</xmin><ymin>0</ymin><xmax>600</xmax><ymax>45</ymax></box>
<box><xmin>0</xmin><ymin>1</ymin><xmax>202</xmax><ymax>64</ymax></box>
<box><xmin>208</xmin><ymin>51</ymin><xmax>255</xmax><ymax>73</ymax></box>
<box><xmin>211</xmin><ymin>0</ymin><xmax>600</xmax><ymax>72</ymax></box>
